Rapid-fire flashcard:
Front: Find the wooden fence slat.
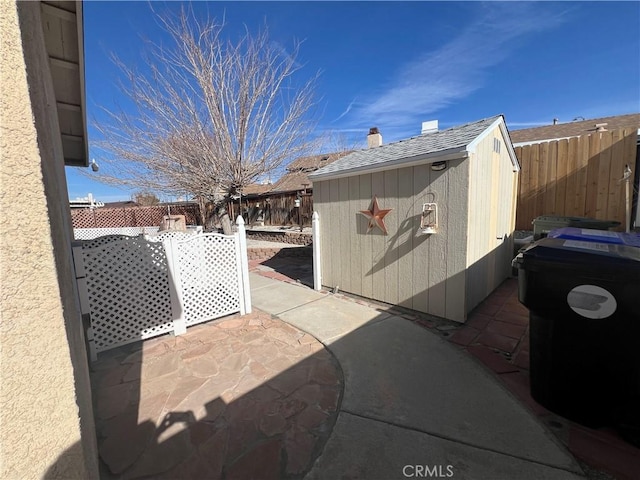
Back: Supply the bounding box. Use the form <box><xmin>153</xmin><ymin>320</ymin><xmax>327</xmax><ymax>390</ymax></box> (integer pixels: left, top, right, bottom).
<box><xmin>535</xmin><ymin>142</ymin><xmax>549</xmax><ymax>218</ymax></box>
<box><xmin>607</xmin><ymin>129</ymin><xmax>626</xmax><ymax>224</ymax></box>
<box><xmin>514</xmin><ymin>128</ymin><xmax>638</xmax><ymax>229</ymax></box>
<box><xmin>513</xmin><ymin>147</ymin><xmax>529</xmax><ymax>230</ymax></box>
<box><xmin>574</xmin><ymin>134</ymin><xmax>589</xmax><ymax>215</ymax></box>
<box><xmin>515</xmin><ymin>146</ymin><xmax>529</xmax><ymax>229</ymax></box>
<box><xmin>565</xmin><ymin>137</ymin><xmax>579</xmax><ymax>216</ymax></box>
<box><xmin>529</xmin><ymin>144</ymin><xmax>540</xmax><ymax>225</ymax></box>
<box><xmin>596</xmin><ymin>132</ymin><xmax>613</xmax><ymax>218</ymax></box>
<box><xmin>585</xmin><ymin>132</ymin><xmax>602</xmax><ymax>218</ymax></box>
<box><xmin>555</xmin><ymin>139</ymin><xmax>569</xmax><ymax>217</ymax></box>
<box><xmin>544</xmin><ymin>141</ymin><xmax>558</xmax><ymax>215</ymax></box>
<box><xmin>621</xmin><ymin>130</ymin><xmax>638</xmax><ymax>230</ymax></box>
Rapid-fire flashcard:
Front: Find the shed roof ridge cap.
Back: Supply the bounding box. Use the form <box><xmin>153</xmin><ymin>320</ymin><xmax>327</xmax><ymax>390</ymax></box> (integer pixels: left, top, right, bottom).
<box><xmin>373</xmin><ymin>114</ymin><xmax>504</xmax><ymax>149</ymax></box>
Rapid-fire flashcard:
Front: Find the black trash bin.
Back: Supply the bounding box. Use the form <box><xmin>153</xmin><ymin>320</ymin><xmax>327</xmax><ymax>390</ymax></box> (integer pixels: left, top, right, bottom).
<box><xmin>513</xmin><ymin>238</ymin><xmax>640</xmax><ymax>442</ymax></box>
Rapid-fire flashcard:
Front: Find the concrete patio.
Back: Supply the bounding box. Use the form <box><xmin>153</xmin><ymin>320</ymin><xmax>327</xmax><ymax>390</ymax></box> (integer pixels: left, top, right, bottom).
<box><xmin>88</xmin><ymin>255</ymin><xmax>640</xmax><ymax>480</ymax></box>
<box><xmin>251</xmin><ymin>255</ymin><xmax>640</xmax><ymax>480</ymax></box>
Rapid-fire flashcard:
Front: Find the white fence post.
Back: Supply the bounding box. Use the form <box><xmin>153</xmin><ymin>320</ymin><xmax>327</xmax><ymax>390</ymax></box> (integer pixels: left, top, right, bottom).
<box><xmin>236</xmin><ymin>215</ymin><xmax>252</xmax><ymax>314</ymax></box>
<box><xmin>164</xmin><ymin>238</ymin><xmax>187</xmax><ymax>335</ymax></box>
<box><xmin>312</xmin><ymin>211</ymin><xmax>322</xmax><ymax>291</ymax></box>
<box><xmin>72</xmin><ymin>245</ymin><xmax>97</xmax><ymax>361</ymax></box>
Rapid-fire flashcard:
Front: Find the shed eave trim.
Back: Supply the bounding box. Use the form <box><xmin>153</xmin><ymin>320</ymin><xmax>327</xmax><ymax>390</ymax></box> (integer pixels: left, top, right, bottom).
<box><xmin>309</xmin><ymin>149</ymin><xmax>468</xmax><ymax>181</ymax></box>
<box><xmin>466</xmin><ymin>116</ymin><xmax>520</xmax><ymax>172</ymax></box>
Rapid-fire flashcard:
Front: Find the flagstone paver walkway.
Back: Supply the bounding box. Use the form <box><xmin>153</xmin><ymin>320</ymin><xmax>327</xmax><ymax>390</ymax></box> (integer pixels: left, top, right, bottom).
<box><xmin>91</xmin><ymin>310</ymin><xmax>342</xmax><ymax>479</ymax></box>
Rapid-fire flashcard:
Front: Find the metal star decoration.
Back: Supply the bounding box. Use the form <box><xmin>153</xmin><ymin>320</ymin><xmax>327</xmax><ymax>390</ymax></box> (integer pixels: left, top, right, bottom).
<box><xmin>360</xmin><ymin>196</ymin><xmax>392</xmax><ymax>235</ymax></box>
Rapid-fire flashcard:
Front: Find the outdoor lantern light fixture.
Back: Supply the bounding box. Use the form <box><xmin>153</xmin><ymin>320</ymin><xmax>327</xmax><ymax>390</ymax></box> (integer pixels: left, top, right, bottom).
<box><xmin>90</xmin><ymin>158</ymin><xmax>99</xmax><ymax>172</ymax></box>
<box><xmin>420</xmin><ymin>202</ymin><xmax>438</xmax><ymax>235</ymax></box>
<box><xmin>431</xmin><ymin>161</ymin><xmax>446</xmax><ymax>171</ymax></box>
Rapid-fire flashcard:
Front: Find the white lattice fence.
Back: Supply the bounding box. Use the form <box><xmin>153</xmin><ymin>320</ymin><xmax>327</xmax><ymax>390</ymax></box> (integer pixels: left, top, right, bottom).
<box><xmin>74</xmin><ymin>217</ymin><xmax>251</xmax><ymax>360</ymax></box>
<box><xmin>81</xmin><ymin>234</ymin><xmax>136</xmax><ymax>249</ymax></box>
<box><xmin>168</xmin><ymin>233</ymin><xmax>244</xmax><ymax>327</ymax></box>
<box><xmin>74</xmin><ymin>227</ymin><xmax>160</xmax><ymax>240</ymax></box>
<box><xmin>80</xmin><ymin>237</ymin><xmax>175</xmax><ymax>356</ymax></box>
<box><xmin>144</xmin><ymin>229</ymin><xmax>202</xmax><ymax>243</ymax></box>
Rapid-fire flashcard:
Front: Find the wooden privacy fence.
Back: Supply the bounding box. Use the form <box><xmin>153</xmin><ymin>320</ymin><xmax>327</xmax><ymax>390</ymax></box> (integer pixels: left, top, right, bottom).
<box><xmin>71</xmin><ymin>203</ymin><xmax>201</xmax><ymax>229</ymax></box>
<box><xmin>515</xmin><ymin>129</ymin><xmax>638</xmax><ymax>230</ymax></box>
<box><xmin>229</xmin><ymin>192</ymin><xmax>314</xmax><ymax>227</ymax></box>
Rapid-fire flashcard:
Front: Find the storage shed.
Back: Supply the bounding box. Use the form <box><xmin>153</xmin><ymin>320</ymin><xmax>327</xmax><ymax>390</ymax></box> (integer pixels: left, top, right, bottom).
<box><xmin>309</xmin><ymin>115</ymin><xmax>520</xmax><ymax>323</ymax></box>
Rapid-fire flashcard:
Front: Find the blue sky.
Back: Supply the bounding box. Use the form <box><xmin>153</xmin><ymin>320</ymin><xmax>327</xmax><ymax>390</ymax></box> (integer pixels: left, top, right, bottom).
<box><xmin>66</xmin><ymin>1</ymin><xmax>640</xmax><ymax>202</ymax></box>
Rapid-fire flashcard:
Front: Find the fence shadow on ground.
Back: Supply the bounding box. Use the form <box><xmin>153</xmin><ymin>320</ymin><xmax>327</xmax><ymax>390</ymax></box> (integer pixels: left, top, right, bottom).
<box><xmin>258</xmin><ymin>249</ymin><xmax>314</xmax><ymax>288</ymax></box>
<box><xmin>44</xmin><ymin>311</ymin><xmax>343</xmax><ymax>479</ymax></box>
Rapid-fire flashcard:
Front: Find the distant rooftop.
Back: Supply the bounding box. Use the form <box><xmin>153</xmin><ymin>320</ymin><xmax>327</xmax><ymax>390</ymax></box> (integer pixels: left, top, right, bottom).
<box><xmin>286</xmin><ymin>151</ymin><xmax>353</xmax><ymax>173</ymax></box>
<box><xmin>510</xmin><ymin>113</ymin><xmax>640</xmax><ymax>145</ymax></box>
<box><xmin>242</xmin><ymin>183</ymin><xmax>273</xmax><ymax>196</ymax></box>
<box><xmin>241</xmin><ymin>151</ymin><xmax>352</xmax><ymax>196</ymax></box>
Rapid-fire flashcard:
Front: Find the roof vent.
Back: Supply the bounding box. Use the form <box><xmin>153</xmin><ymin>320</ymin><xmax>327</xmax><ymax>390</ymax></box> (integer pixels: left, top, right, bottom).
<box><xmin>421</xmin><ymin>120</ymin><xmax>438</xmax><ymax>134</ymax></box>
<box><xmin>367</xmin><ymin>127</ymin><xmax>382</xmax><ymax>148</ymax></box>
<box><xmin>595</xmin><ymin>123</ymin><xmax>608</xmax><ymax>132</ymax></box>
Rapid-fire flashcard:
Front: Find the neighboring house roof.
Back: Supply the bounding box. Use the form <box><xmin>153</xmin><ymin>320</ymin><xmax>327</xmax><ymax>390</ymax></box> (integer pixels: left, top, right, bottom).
<box><xmin>310</xmin><ymin>115</ymin><xmax>518</xmax><ymax>180</ymax></box>
<box><xmin>510</xmin><ymin>113</ymin><xmax>640</xmax><ymax>145</ymax></box>
<box><xmin>286</xmin><ymin>151</ymin><xmax>353</xmax><ymax>173</ymax></box>
<box><xmin>241</xmin><ymin>151</ymin><xmax>352</xmax><ymax>196</ymax></box>
<box><xmin>270</xmin><ymin>171</ymin><xmax>313</xmax><ymax>193</ymax></box>
<box><xmin>242</xmin><ymin>183</ymin><xmax>273</xmax><ymax>196</ymax></box>
<box><xmin>268</xmin><ymin>152</ymin><xmax>352</xmax><ymax>193</ymax></box>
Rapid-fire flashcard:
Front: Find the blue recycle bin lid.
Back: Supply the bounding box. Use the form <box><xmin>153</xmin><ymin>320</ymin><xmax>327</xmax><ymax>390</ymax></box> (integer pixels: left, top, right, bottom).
<box><xmin>547</xmin><ymin>227</ymin><xmax>640</xmax><ymax>247</ymax></box>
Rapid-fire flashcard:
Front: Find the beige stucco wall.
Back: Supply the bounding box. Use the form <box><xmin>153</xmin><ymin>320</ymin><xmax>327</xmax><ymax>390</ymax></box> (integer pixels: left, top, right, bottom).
<box><xmin>0</xmin><ymin>2</ymin><xmax>98</xmax><ymax>478</ymax></box>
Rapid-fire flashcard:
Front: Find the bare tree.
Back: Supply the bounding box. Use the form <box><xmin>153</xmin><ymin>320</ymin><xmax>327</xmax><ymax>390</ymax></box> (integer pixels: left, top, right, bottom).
<box><xmin>91</xmin><ymin>6</ymin><xmax>318</xmax><ymax>233</ymax></box>
<box><xmin>132</xmin><ymin>190</ymin><xmax>160</xmax><ymax>206</ymax></box>
<box><xmin>316</xmin><ymin>129</ymin><xmax>366</xmax><ymax>154</ymax></box>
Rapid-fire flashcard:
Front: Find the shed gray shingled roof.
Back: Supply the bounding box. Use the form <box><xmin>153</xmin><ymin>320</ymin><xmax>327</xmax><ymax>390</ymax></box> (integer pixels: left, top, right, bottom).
<box><xmin>310</xmin><ymin>115</ymin><xmax>503</xmax><ymax>179</ymax></box>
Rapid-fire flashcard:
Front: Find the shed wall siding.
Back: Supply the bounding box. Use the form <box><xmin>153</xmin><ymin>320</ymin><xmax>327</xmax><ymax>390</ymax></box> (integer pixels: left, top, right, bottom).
<box><xmin>465</xmin><ymin>127</ymin><xmax>518</xmax><ymax>311</ymax></box>
<box><xmin>315</xmin><ymin>158</ymin><xmax>469</xmax><ymax>322</ymax></box>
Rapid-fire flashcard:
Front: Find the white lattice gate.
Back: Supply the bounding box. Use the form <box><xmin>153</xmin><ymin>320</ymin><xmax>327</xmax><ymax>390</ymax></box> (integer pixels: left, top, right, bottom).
<box><xmin>79</xmin><ymin>236</ymin><xmax>175</xmax><ymax>355</ymax></box>
<box><xmin>74</xmin><ymin>217</ymin><xmax>251</xmax><ymax>360</ymax></box>
<box><xmin>166</xmin><ymin>233</ymin><xmax>245</xmax><ymax>328</ymax></box>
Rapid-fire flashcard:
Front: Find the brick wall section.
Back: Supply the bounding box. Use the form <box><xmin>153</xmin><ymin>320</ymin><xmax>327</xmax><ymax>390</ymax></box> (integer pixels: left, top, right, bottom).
<box><xmin>247</xmin><ymin>246</ymin><xmax>313</xmax><ymax>261</ymax></box>
<box><xmin>246</xmin><ymin>230</ymin><xmax>312</xmax><ymax>246</ymax></box>
<box><xmin>71</xmin><ymin>204</ymin><xmax>200</xmax><ymax>228</ymax></box>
